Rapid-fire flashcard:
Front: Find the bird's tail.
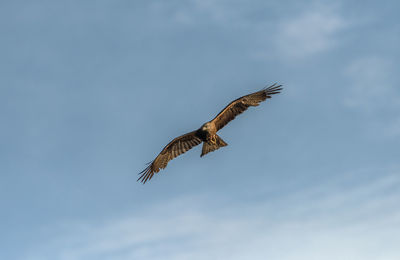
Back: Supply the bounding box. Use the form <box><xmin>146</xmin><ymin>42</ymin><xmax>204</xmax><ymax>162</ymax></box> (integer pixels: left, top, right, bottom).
<box><xmin>201</xmin><ymin>135</ymin><xmax>228</xmax><ymax>157</ymax></box>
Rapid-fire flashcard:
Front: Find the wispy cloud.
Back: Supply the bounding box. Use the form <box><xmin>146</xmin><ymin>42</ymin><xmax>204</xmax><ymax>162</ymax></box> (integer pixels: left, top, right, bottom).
<box><xmin>249</xmin><ymin>4</ymin><xmax>348</xmax><ymax>62</ymax></box>
<box><xmin>150</xmin><ymin>0</ymin><xmax>236</xmax><ymax>26</ymax></box>
<box><xmin>150</xmin><ymin>1</ymin><xmax>348</xmax><ymax>62</ymax></box>
<box><xmin>25</xmin><ymin>169</ymin><xmax>400</xmax><ymax>260</ymax></box>
<box><xmin>273</xmin><ymin>5</ymin><xmax>347</xmax><ymax>60</ymax></box>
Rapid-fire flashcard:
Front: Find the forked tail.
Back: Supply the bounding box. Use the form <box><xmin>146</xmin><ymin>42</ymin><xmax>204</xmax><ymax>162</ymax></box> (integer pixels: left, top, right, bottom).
<box><xmin>201</xmin><ymin>135</ymin><xmax>228</xmax><ymax>157</ymax></box>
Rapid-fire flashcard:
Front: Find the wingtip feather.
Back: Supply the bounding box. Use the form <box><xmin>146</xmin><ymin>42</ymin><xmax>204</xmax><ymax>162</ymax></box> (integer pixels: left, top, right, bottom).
<box><xmin>137</xmin><ymin>162</ymin><xmax>154</xmax><ymax>184</ymax></box>
<box><xmin>263</xmin><ymin>83</ymin><xmax>283</xmax><ymax>95</ymax></box>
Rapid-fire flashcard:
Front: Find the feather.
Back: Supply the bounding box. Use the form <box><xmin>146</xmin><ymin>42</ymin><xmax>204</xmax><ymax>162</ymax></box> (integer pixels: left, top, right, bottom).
<box><xmin>138</xmin><ymin>83</ymin><xmax>282</xmax><ymax>184</ymax></box>
<box><xmin>137</xmin><ymin>131</ymin><xmax>202</xmax><ymax>183</ymax></box>
<box><xmin>210</xmin><ymin>83</ymin><xmax>282</xmax><ymax>131</ymax></box>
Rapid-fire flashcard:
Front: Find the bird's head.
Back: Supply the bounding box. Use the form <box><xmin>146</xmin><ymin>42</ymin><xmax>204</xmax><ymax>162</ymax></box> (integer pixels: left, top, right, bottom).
<box><xmin>201</xmin><ymin>122</ymin><xmax>211</xmax><ymax>131</ymax></box>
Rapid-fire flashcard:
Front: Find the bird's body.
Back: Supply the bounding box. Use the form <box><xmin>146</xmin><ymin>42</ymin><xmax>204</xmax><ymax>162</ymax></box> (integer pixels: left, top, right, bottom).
<box><xmin>197</xmin><ymin>122</ymin><xmax>227</xmax><ymax>157</ymax></box>
<box><xmin>138</xmin><ymin>84</ymin><xmax>282</xmax><ymax>183</ymax></box>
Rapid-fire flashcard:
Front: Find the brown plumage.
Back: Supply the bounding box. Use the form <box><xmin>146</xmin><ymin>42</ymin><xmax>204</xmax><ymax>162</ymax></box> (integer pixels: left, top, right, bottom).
<box><xmin>138</xmin><ymin>83</ymin><xmax>282</xmax><ymax>183</ymax></box>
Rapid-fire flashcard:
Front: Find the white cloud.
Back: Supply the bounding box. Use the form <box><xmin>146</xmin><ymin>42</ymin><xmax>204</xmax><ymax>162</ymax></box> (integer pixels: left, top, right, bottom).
<box><xmin>151</xmin><ymin>1</ymin><xmax>348</xmax><ymax>62</ymax></box>
<box><xmin>25</xmin><ymin>169</ymin><xmax>400</xmax><ymax>260</ymax></box>
<box><xmin>274</xmin><ymin>6</ymin><xmax>347</xmax><ymax>60</ymax></box>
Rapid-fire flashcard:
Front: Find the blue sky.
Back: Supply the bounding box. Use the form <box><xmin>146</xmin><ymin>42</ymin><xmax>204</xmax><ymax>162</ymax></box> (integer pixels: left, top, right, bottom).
<box><xmin>1</xmin><ymin>0</ymin><xmax>400</xmax><ymax>259</ymax></box>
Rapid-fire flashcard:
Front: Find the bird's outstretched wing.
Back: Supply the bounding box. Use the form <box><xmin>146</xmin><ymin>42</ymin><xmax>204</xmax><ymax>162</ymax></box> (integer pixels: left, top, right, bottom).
<box><xmin>138</xmin><ymin>131</ymin><xmax>202</xmax><ymax>183</ymax></box>
<box><xmin>210</xmin><ymin>84</ymin><xmax>282</xmax><ymax>131</ymax></box>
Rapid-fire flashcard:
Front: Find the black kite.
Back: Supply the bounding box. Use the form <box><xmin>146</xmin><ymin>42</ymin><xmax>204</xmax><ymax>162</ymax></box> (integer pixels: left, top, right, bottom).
<box><xmin>138</xmin><ymin>84</ymin><xmax>282</xmax><ymax>183</ymax></box>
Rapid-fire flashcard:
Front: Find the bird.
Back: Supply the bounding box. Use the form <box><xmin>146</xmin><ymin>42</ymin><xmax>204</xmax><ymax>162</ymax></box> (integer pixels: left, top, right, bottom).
<box><xmin>138</xmin><ymin>83</ymin><xmax>282</xmax><ymax>183</ymax></box>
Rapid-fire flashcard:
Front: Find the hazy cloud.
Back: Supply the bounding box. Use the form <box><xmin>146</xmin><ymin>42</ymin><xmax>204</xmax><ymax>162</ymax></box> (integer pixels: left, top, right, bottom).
<box><xmin>273</xmin><ymin>5</ymin><xmax>347</xmax><ymax>60</ymax></box>
<box><xmin>25</xmin><ymin>169</ymin><xmax>400</xmax><ymax>260</ymax></box>
<box><xmin>3</xmin><ymin>1</ymin><xmax>400</xmax><ymax>259</ymax></box>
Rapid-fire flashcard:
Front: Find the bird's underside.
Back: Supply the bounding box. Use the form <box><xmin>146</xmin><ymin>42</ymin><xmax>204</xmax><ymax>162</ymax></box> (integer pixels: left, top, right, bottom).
<box><xmin>138</xmin><ymin>83</ymin><xmax>282</xmax><ymax>183</ymax></box>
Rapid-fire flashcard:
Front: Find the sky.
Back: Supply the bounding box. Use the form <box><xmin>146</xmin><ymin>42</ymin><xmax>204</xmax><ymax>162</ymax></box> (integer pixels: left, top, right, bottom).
<box><xmin>1</xmin><ymin>0</ymin><xmax>400</xmax><ymax>259</ymax></box>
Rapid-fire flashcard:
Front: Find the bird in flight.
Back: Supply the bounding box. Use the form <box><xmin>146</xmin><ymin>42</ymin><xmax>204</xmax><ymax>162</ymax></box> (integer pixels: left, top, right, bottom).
<box><xmin>138</xmin><ymin>83</ymin><xmax>282</xmax><ymax>183</ymax></box>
